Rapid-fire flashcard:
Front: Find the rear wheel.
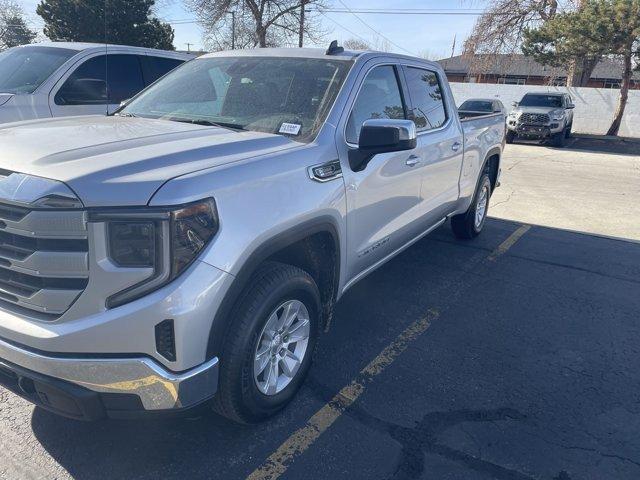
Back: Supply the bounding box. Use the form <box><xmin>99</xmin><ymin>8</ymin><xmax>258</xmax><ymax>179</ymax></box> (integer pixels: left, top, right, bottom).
<box><xmin>451</xmin><ymin>174</ymin><xmax>491</xmax><ymax>239</ymax></box>
<box><xmin>212</xmin><ymin>262</ymin><xmax>320</xmax><ymax>424</ymax></box>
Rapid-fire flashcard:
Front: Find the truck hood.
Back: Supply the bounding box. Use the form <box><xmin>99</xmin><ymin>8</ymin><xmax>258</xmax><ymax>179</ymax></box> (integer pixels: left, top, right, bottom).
<box><xmin>0</xmin><ymin>116</ymin><xmax>299</xmax><ymax>206</ymax></box>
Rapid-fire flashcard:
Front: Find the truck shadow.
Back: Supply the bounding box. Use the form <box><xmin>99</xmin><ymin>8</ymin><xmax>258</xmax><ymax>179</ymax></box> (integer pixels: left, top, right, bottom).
<box><xmin>28</xmin><ymin>217</ymin><xmax>640</xmax><ymax>479</ymax></box>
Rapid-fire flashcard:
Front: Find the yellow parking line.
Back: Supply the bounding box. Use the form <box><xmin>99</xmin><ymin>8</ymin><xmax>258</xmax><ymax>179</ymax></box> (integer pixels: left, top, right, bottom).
<box><xmin>487</xmin><ymin>224</ymin><xmax>531</xmax><ymax>261</ymax></box>
<box><xmin>247</xmin><ymin>309</ymin><xmax>440</xmax><ymax>480</ymax></box>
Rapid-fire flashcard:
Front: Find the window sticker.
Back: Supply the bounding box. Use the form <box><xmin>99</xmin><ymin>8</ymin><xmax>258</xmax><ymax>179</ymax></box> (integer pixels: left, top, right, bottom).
<box><xmin>279</xmin><ymin>123</ymin><xmax>302</xmax><ymax>136</ymax></box>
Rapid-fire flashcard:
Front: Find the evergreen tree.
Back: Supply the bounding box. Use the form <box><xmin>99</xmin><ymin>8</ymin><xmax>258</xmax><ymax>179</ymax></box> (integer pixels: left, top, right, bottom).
<box><xmin>523</xmin><ymin>0</ymin><xmax>640</xmax><ymax>136</ymax></box>
<box><xmin>36</xmin><ymin>0</ymin><xmax>175</xmax><ymax>50</ymax></box>
<box><xmin>0</xmin><ymin>1</ymin><xmax>37</xmax><ymax>49</ymax></box>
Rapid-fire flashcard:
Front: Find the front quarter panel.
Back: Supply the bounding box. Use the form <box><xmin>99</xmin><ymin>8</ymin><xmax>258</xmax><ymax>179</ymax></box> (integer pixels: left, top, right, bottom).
<box><xmin>149</xmin><ymin>135</ymin><xmax>348</xmax><ymax>289</ymax></box>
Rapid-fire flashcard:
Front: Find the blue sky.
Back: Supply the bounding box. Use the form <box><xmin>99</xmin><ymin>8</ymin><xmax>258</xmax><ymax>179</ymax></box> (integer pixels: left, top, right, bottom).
<box><xmin>19</xmin><ymin>0</ymin><xmax>486</xmax><ymax>59</ymax></box>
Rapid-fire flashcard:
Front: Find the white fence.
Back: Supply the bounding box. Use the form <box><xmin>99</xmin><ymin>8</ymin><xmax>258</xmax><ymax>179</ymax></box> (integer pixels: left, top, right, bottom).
<box><xmin>449</xmin><ymin>82</ymin><xmax>640</xmax><ymax>138</ymax></box>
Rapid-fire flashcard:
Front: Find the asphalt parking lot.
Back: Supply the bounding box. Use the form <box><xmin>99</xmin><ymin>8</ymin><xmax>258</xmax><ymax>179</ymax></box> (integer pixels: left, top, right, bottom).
<box><xmin>1</xmin><ymin>137</ymin><xmax>640</xmax><ymax>480</ymax></box>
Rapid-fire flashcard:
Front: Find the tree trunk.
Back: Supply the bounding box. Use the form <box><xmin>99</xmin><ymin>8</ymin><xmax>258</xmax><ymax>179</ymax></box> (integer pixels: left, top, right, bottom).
<box><xmin>566</xmin><ymin>57</ymin><xmax>598</xmax><ymax>87</ymax></box>
<box><xmin>606</xmin><ymin>51</ymin><xmax>632</xmax><ymax>136</ymax></box>
<box><xmin>256</xmin><ymin>25</ymin><xmax>267</xmax><ymax>47</ymax></box>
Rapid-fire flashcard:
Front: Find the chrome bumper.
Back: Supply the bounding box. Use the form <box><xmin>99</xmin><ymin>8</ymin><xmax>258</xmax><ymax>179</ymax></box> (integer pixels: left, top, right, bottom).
<box><xmin>0</xmin><ymin>335</ymin><xmax>218</xmax><ymax>411</ymax></box>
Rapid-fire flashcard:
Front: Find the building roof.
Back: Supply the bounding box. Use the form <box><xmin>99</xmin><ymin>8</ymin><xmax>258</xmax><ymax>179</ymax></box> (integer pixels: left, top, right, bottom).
<box><xmin>438</xmin><ymin>54</ymin><xmax>640</xmax><ymax>81</ymax></box>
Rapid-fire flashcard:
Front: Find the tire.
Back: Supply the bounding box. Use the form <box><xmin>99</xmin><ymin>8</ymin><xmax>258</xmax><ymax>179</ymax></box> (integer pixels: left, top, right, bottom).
<box><xmin>565</xmin><ymin>123</ymin><xmax>572</xmax><ymax>138</ymax></box>
<box><xmin>505</xmin><ymin>130</ymin><xmax>516</xmax><ymax>144</ymax></box>
<box><xmin>551</xmin><ymin>130</ymin><xmax>566</xmax><ymax>148</ymax></box>
<box><xmin>212</xmin><ymin>262</ymin><xmax>321</xmax><ymax>424</ymax></box>
<box><xmin>451</xmin><ymin>174</ymin><xmax>491</xmax><ymax>240</ymax></box>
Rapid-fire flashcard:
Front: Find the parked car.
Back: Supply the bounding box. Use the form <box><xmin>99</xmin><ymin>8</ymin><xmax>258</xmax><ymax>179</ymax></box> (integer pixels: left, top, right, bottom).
<box><xmin>458</xmin><ymin>98</ymin><xmax>505</xmax><ymax>119</ymax></box>
<box><xmin>0</xmin><ymin>42</ymin><xmax>193</xmax><ymax>124</ymax></box>
<box><xmin>506</xmin><ymin>92</ymin><xmax>575</xmax><ymax>147</ymax></box>
<box><xmin>0</xmin><ymin>43</ymin><xmax>504</xmax><ymax>423</ymax></box>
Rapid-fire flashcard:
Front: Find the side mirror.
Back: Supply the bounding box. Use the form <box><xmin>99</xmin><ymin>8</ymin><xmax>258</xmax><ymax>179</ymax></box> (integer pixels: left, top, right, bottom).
<box><xmin>512</xmin><ymin>101</ymin><xmax>519</xmax><ymax>108</ymax></box>
<box><xmin>58</xmin><ymin>78</ymin><xmax>107</xmax><ymax>105</ymax></box>
<box><xmin>349</xmin><ymin>119</ymin><xmax>417</xmax><ymax>172</ymax></box>
<box><xmin>567</xmin><ymin>103</ymin><xmax>575</xmax><ymax>109</ymax></box>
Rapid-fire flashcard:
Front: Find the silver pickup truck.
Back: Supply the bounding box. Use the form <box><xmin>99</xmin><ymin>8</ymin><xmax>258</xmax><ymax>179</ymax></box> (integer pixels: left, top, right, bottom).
<box><xmin>0</xmin><ymin>44</ymin><xmax>504</xmax><ymax>423</ymax></box>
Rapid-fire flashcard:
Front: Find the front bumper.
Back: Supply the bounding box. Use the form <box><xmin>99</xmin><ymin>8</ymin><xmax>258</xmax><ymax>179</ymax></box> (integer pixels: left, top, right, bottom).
<box><xmin>507</xmin><ymin>121</ymin><xmax>563</xmax><ymax>137</ymax></box>
<box><xmin>0</xmin><ymin>335</ymin><xmax>219</xmax><ymax>419</ymax></box>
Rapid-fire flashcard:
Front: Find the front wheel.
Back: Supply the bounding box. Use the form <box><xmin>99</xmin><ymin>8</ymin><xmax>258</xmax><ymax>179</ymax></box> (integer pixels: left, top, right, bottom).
<box><xmin>451</xmin><ymin>174</ymin><xmax>491</xmax><ymax>240</ymax></box>
<box><xmin>505</xmin><ymin>130</ymin><xmax>516</xmax><ymax>144</ymax></box>
<box><xmin>212</xmin><ymin>262</ymin><xmax>320</xmax><ymax>424</ymax></box>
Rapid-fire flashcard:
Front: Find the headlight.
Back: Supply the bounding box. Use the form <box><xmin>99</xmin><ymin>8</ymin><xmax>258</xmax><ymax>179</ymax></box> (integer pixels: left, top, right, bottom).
<box><xmin>94</xmin><ymin>199</ymin><xmax>218</xmax><ymax>308</ymax></box>
<box><xmin>550</xmin><ymin>109</ymin><xmax>565</xmax><ymax>121</ymax></box>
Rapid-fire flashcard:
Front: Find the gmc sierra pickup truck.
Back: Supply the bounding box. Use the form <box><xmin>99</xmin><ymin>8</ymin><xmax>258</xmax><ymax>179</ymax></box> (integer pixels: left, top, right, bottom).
<box><xmin>0</xmin><ymin>44</ymin><xmax>505</xmax><ymax>423</ymax></box>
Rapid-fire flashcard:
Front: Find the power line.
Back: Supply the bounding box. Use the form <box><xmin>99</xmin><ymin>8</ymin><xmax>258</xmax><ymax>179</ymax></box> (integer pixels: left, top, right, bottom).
<box><xmin>333</xmin><ymin>0</ymin><xmax>415</xmax><ymax>55</ymax></box>
<box><xmin>317</xmin><ymin>10</ymin><xmax>370</xmax><ymax>45</ymax></box>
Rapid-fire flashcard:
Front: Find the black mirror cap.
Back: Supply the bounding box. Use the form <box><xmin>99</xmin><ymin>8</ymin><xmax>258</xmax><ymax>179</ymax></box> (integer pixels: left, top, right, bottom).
<box><xmin>349</xmin><ymin>120</ymin><xmax>417</xmax><ymax>172</ymax></box>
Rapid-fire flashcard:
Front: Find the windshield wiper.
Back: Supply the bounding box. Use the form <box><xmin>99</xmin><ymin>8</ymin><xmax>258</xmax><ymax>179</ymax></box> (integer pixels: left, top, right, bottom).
<box><xmin>168</xmin><ymin>117</ymin><xmax>245</xmax><ymax>131</ymax></box>
<box><xmin>115</xmin><ymin>112</ymin><xmax>138</xmax><ymax>118</ymax></box>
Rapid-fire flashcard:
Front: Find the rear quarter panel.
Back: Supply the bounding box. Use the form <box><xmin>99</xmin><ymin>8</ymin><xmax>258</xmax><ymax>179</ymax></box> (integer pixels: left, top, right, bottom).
<box><xmin>458</xmin><ymin>113</ymin><xmax>505</xmax><ymax>210</ymax></box>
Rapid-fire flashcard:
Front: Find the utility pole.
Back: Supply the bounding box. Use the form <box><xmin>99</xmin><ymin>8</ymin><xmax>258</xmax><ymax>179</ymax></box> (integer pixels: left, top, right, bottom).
<box><xmin>298</xmin><ymin>0</ymin><xmax>307</xmax><ymax>48</ymax></box>
<box><xmin>450</xmin><ymin>34</ymin><xmax>456</xmax><ymax>58</ymax></box>
<box><xmin>227</xmin><ymin>10</ymin><xmax>236</xmax><ymax>49</ymax></box>
<box><xmin>185</xmin><ymin>42</ymin><xmax>193</xmax><ymax>52</ymax></box>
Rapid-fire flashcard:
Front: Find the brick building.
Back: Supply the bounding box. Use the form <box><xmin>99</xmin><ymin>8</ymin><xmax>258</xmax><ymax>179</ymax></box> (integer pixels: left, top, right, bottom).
<box><xmin>438</xmin><ymin>54</ymin><xmax>640</xmax><ymax>90</ymax></box>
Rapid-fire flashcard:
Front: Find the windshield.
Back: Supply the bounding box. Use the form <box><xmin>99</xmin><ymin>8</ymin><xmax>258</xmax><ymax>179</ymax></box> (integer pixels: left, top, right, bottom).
<box><xmin>122</xmin><ymin>56</ymin><xmax>352</xmax><ymax>142</ymax></box>
<box><xmin>459</xmin><ymin>100</ymin><xmax>493</xmax><ymax>112</ymax></box>
<box><xmin>0</xmin><ymin>46</ymin><xmax>77</xmax><ymax>94</ymax></box>
<box><xmin>519</xmin><ymin>94</ymin><xmax>563</xmax><ymax>108</ymax></box>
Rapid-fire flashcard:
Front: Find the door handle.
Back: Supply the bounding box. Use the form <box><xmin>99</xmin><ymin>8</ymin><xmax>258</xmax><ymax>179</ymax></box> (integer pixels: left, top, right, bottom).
<box><xmin>451</xmin><ymin>142</ymin><xmax>462</xmax><ymax>152</ymax></box>
<box><xmin>405</xmin><ymin>155</ymin><xmax>420</xmax><ymax>167</ymax></box>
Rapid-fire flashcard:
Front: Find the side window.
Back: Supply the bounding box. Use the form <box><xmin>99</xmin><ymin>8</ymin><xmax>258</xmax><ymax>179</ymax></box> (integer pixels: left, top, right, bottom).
<box><xmin>403</xmin><ymin>67</ymin><xmax>447</xmax><ymax>132</ymax></box>
<box><xmin>346</xmin><ymin>65</ymin><xmax>406</xmax><ymax>144</ymax></box>
<box><xmin>55</xmin><ymin>55</ymin><xmax>107</xmax><ymax>105</ymax></box>
<box><xmin>140</xmin><ymin>56</ymin><xmax>185</xmax><ymax>86</ymax></box>
<box><xmin>104</xmin><ymin>54</ymin><xmax>144</xmax><ymax>103</ymax></box>
<box><xmin>55</xmin><ymin>54</ymin><xmax>144</xmax><ymax>106</ymax></box>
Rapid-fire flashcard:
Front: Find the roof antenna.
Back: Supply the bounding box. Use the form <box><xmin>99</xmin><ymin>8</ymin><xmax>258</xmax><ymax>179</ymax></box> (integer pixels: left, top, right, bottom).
<box><xmin>326</xmin><ymin>40</ymin><xmax>344</xmax><ymax>55</ymax></box>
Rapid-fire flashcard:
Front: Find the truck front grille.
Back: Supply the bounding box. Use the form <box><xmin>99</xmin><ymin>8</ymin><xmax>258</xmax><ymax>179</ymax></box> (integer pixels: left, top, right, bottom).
<box><xmin>0</xmin><ymin>201</ymin><xmax>88</xmax><ymax>318</ymax></box>
<box><xmin>519</xmin><ymin>113</ymin><xmax>550</xmax><ymax>125</ymax></box>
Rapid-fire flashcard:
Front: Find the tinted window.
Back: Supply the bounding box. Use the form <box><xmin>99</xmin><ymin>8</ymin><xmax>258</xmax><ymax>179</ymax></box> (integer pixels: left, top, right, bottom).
<box><xmin>459</xmin><ymin>100</ymin><xmax>493</xmax><ymax>112</ymax></box>
<box><xmin>106</xmin><ymin>55</ymin><xmax>144</xmax><ymax>103</ymax></box>
<box><xmin>346</xmin><ymin>66</ymin><xmax>406</xmax><ymax>144</ymax></box>
<box><xmin>0</xmin><ymin>46</ymin><xmax>76</xmax><ymax>94</ymax></box>
<box><xmin>404</xmin><ymin>67</ymin><xmax>447</xmax><ymax>131</ymax></box>
<box><xmin>519</xmin><ymin>94</ymin><xmax>563</xmax><ymax>108</ymax></box>
<box><xmin>56</xmin><ymin>54</ymin><xmax>144</xmax><ymax>106</ymax></box>
<box><xmin>140</xmin><ymin>56</ymin><xmax>185</xmax><ymax>86</ymax></box>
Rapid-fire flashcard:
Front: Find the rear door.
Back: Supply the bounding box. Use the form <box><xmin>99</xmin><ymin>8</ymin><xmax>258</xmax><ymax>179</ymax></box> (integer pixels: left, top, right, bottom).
<box><xmin>400</xmin><ymin>64</ymin><xmax>464</xmax><ymax>221</ymax></box>
<box><xmin>336</xmin><ymin>62</ymin><xmax>424</xmax><ymax>285</ymax></box>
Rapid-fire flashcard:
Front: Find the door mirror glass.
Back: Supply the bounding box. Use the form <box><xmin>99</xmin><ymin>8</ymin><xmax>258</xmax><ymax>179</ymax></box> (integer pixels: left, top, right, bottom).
<box><xmin>349</xmin><ymin>119</ymin><xmax>417</xmax><ymax>171</ymax></box>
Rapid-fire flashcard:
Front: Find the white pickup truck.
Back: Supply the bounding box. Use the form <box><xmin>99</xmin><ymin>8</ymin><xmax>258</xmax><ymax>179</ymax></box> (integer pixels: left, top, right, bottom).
<box><xmin>0</xmin><ymin>43</ymin><xmax>505</xmax><ymax>423</ymax></box>
<box><xmin>0</xmin><ymin>42</ymin><xmax>192</xmax><ymax>124</ymax></box>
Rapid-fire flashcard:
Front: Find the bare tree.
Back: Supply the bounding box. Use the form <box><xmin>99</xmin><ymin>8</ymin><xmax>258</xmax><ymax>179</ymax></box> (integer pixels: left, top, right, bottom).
<box><xmin>343</xmin><ymin>37</ymin><xmax>370</xmax><ymax>50</ymax></box>
<box><xmin>464</xmin><ymin>0</ymin><xmax>597</xmax><ymax>86</ymax></box>
<box><xmin>187</xmin><ymin>0</ymin><xmax>327</xmax><ymax>50</ymax></box>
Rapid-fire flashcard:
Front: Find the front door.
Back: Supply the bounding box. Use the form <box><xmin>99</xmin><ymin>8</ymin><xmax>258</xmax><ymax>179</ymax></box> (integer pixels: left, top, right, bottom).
<box><xmin>337</xmin><ymin>63</ymin><xmax>425</xmax><ymax>285</ymax></box>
